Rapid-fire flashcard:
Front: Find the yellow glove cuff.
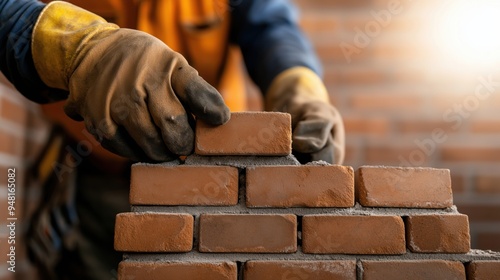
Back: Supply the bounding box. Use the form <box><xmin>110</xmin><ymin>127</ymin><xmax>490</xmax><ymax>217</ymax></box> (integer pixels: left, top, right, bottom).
<box><xmin>32</xmin><ymin>1</ymin><xmax>119</xmax><ymax>90</ymax></box>
<box><xmin>265</xmin><ymin>66</ymin><xmax>329</xmax><ymax>111</ymax></box>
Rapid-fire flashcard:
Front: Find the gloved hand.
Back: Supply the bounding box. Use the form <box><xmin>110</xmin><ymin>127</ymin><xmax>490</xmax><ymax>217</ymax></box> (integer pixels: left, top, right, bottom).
<box><xmin>266</xmin><ymin>67</ymin><xmax>345</xmax><ymax>164</ymax></box>
<box><xmin>31</xmin><ymin>1</ymin><xmax>229</xmax><ymax>162</ymax></box>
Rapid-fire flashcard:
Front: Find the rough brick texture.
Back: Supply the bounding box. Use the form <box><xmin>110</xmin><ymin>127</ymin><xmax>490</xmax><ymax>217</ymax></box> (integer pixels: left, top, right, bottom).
<box><xmin>466</xmin><ymin>261</ymin><xmax>500</xmax><ymax>280</ymax></box>
<box><xmin>361</xmin><ymin>260</ymin><xmax>466</xmax><ymax>280</ymax></box>
<box><xmin>118</xmin><ymin>261</ymin><xmax>237</xmax><ymax>280</ymax></box>
<box><xmin>195</xmin><ymin>112</ymin><xmax>291</xmax><ymax>155</ymax></box>
<box><xmin>246</xmin><ymin>165</ymin><xmax>354</xmax><ymax>208</ymax></box>
<box><xmin>406</xmin><ymin>214</ymin><xmax>471</xmax><ymax>253</ymax></box>
<box><xmin>302</xmin><ymin>215</ymin><xmax>406</xmax><ymax>254</ymax></box>
<box><xmin>244</xmin><ymin>260</ymin><xmax>356</xmax><ymax>280</ymax></box>
<box><xmin>356</xmin><ymin>166</ymin><xmax>453</xmax><ymax>208</ymax></box>
<box><xmin>114</xmin><ymin>213</ymin><xmax>193</xmax><ymax>252</ymax></box>
<box><xmin>130</xmin><ymin>164</ymin><xmax>238</xmax><ymax>205</ymax></box>
<box><xmin>199</xmin><ymin>214</ymin><xmax>297</xmax><ymax>253</ymax></box>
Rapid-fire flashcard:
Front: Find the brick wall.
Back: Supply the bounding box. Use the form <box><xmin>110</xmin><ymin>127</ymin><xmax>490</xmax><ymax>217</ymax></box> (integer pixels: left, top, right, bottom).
<box><xmin>287</xmin><ymin>0</ymin><xmax>500</xmax><ymax>252</ymax></box>
<box><xmin>0</xmin><ymin>74</ymin><xmax>49</xmax><ymax>280</ymax></box>
<box><xmin>116</xmin><ymin>112</ymin><xmax>500</xmax><ymax>279</ymax></box>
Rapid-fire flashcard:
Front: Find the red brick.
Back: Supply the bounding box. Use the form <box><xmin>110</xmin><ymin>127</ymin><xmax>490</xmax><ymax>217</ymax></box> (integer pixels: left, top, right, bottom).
<box><xmin>372</xmin><ymin>43</ymin><xmax>430</xmax><ymax>61</ymax></box>
<box><xmin>343</xmin><ymin>117</ymin><xmax>390</xmax><ymax>136</ymax></box>
<box><xmin>295</xmin><ymin>0</ymin><xmax>371</xmax><ymax>10</ymax></box>
<box><xmin>195</xmin><ymin>112</ymin><xmax>291</xmax><ymax>156</ymax></box>
<box><xmin>341</xmin><ymin>68</ymin><xmax>387</xmax><ymax>85</ymax></box>
<box><xmin>350</xmin><ymin>93</ymin><xmax>422</xmax><ymax>110</ymax></box>
<box><xmin>356</xmin><ymin>166</ymin><xmax>453</xmax><ymax>208</ymax></box>
<box><xmin>299</xmin><ymin>14</ymin><xmax>340</xmax><ymax>35</ymax></box>
<box><xmin>441</xmin><ymin>147</ymin><xmax>500</xmax><ymax>162</ymax></box>
<box><xmin>470</xmin><ymin>120</ymin><xmax>500</xmax><ymax>133</ymax></box>
<box><xmin>467</xmin><ymin>261</ymin><xmax>500</xmax><ymax>280</ymax></box>
<box><xmin>130</xmin><ymin>165</ymin><xmax>238</xmax><ymax>206</ymax></box>
<box><xmin>0</xmin><ymin>97</ymin><xmax>28</xmax><ymax>125</ymax></box>
<box><xmin>476</xmin><ymin>233</ymin><xmax>500</xmax><ymax>251</ymax></box>
<box><xmin>316</xmin><ymin>44</ymin><xmax>372</xmax><ymax>64</ymax></box>
<box><xmin>114</xmin><ymin>213</ymin><xmax>193</xmax><ymax>252</ymax></box>
<box><xmin>364</xmin><ymin>145</ymin><xmax>432</xmax><ymax>165</ymax></box>
<box><xmin>244</xmin><ymin>260</ymin><xmax>356</xmax><ymax>280</ymax></box>
<box><xmin>405</xmin><ymin>214</ymin><xmax>470</xmax><ymax>253</ymax></box>
<box><xmin>199</xmin><ymin>214</ymin><xmax>296</xmax><ymax>253</ymax></box>
<box><xmin>118</xmin><ymin>261</ymin><xmax>237</xmax><ymax>280</ymax></box>
<box><xmin>302</xmin><ymin>215</ymin><xmax>406</xmax><ymax>254</ymax></box>
<box><xmin>362</xmin><ymin>260</ymin><xmax>466</xmax><ymax>280</ymax></box>
<box><xmin>458</xmin><ymin>205</ymin><xmax>500</xmax><ymax>222</ymax></box>
<box><xmin>475</xmin><ymin>174</ymin><xmax>500</xmax><ymax>194</ymax></box>
<box><xmin>451</xmin><ymin>174</ymin><xmax>465</xmax><ymax>193</ymax></box>
<box><xmin>395</xmin><ymin>120</ymin><xmax>455</xmax><ymax>134</ymax></box>
<box><xmin>0</xmin><ymin>131</ymin><xmax>23</xmax><ymax>156</ymax></box>
<box><xmin>246</xmin><ymin>165</ymin><xmax>354</xmax><ymax>208</ymax></box>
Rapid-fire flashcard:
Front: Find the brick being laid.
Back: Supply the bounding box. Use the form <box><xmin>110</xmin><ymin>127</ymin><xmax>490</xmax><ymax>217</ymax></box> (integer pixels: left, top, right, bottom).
<box><xmin>195</xmin><ymin>111</ymin><xmax>292</xmax><ymax>156</ymax></box>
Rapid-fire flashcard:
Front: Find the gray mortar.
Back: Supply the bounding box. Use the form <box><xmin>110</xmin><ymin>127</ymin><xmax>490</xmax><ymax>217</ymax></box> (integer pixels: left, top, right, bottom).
<box><xmin>131</xmin><ymin>203</ymin><xmax>460</xmax><ymax>216</ymax></box>
<box><xmin>121</xmin><ymin>249</ymin><xmax>500</xmax><ymax>263</ymax></box>
<box><xmin>184</xmin><ymin>154</ymin><xmax>300</xmax><ymax>167</ymax></box>
<box><xmin>133</xmin><ymin>159</ymin><xmax>182</xmax><ymax>167</ymax></box>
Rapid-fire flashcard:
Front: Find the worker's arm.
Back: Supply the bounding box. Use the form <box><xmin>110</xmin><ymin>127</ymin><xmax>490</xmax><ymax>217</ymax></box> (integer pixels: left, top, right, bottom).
<box><xmin>231</xmin><ymin>0</ymin><xmax>345</xmax><ymax>164</ymax></box>
<box><xmin>0</xmin><ymin>0</ymin><xmax>65</xmax><ymax>102</ymax></box>
<box><xmin>0</xmin><ymin>0</ymin><xmax>229</xmax><ymax>162</ymax></box>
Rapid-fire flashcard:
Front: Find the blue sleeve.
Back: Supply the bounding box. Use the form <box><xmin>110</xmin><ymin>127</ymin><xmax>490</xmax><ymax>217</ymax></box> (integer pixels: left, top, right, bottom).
<box><xmin>0</xmin><ymin>0</ymin><xmax>66</xmax><ymax>103</ymax></box>
<box><xmin>230</xmin><ymin>0</ymin><xmax>322</xmax><ymax>94</ymax></box>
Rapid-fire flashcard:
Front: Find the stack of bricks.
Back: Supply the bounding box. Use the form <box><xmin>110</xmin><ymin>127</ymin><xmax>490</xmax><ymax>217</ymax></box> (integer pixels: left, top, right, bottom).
<box><xmin>114</xmin><ymin>112</ymin><xmax>500</xmax><ymax>280</ymax></box>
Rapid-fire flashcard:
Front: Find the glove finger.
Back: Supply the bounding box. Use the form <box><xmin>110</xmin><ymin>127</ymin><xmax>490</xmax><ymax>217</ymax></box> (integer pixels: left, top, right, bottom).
<box><xmin>85</xmin><ymin>120</ymin><xmax>147</xmax><ymax>161</ymax></box>
<box><xmin>170</xmin><ymin>60</ymin><xmax>230</xmax><ymax>125</ymax></box>
<box><xmin>292</xmin><ymin>119</ymin><xmax>333</xmax><ymax>153</ymax></box>
<box><xmin>148</xmin><ymin>86</ymin><xmax>195</xmax><ymax>155</ymax></box>
<box><xmin>310</xmin><ymin>136</ymin><xmax>335</xmax><ymax>164</ymax></box>
<box><xmin>111</xmin><ymin>95</ymin><xmax>175</xmax><ymax>162</ymax></box>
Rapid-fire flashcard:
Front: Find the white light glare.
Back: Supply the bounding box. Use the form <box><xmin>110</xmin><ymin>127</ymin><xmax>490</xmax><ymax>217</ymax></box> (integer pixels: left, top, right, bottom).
<box><xmin>436</xmin><ymin>0</ymin><xmax>500</xmax><ymax>67</ymax></box>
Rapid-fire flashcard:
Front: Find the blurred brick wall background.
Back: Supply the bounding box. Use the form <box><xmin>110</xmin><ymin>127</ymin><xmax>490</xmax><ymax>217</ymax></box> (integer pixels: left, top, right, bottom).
<box><xmin>0</xmin><ymin>74</ymin><xmax>49</xmax><ymax>279</ymax></box>
<box><xmin>291</xmin><ymin>0</ymin><xmax>500</xmax><ymax>251</ymax></box>
<box><xmin>0</xmin><ymin>3</ymin><xmax>499</xmax><ymax>279</ymax></box>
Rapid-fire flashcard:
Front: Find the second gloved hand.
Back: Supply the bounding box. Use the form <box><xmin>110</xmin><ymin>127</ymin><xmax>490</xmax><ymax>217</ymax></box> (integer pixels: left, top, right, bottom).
<box><xmin>31</xmin><ymin>1</ymin><xmax>229</xmax><ymax>161</ymax></box>
<box><xmin>266</xmin><ymin>67</ymin><xmax>345</xmax><ymax>164</ymax></box>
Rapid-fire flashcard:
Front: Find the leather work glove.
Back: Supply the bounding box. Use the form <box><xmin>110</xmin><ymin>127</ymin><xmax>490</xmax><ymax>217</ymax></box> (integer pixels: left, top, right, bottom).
<box><xmin>266</xmin><ymin>67</ymin><xmax>345</xmax><ymax>164</ymax></box>
<box><xmin>31</xmin><ymin>1</ymin><xmax>229</xmax><ymax>162</ymax></box>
